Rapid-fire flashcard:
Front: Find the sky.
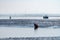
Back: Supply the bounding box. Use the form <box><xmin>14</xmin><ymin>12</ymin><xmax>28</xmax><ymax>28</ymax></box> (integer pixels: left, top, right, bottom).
<box><xmin>0</xmin><ymin>0</ymin><xmax>60</xmax><ymax>15</ymax></box>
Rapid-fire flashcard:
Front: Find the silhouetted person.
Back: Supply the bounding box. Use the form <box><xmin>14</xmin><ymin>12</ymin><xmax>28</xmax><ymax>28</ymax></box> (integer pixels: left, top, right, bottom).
<box><xmin>9</xmin><ymin>16</ymin><xmax>11</xmax><ymax>19</ymax></box>
<box><xmin>34</xmin><ymin>23</ymin><xmax>39</xmax><ymax>30</ymax></box>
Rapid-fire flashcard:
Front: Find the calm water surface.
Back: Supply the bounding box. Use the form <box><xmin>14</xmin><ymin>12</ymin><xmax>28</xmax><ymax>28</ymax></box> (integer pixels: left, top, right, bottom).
<box><xmin>0</xmin><ymin>25</ymin><xmax>60</xmax><ymax>38</ymax></box>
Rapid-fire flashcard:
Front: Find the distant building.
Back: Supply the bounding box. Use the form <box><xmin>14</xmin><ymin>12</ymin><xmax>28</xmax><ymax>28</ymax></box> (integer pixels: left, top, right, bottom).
<box><xmin>43</xmin><ymin>15</ymin><xmax>48</xmax><ymax>19</ymax></box>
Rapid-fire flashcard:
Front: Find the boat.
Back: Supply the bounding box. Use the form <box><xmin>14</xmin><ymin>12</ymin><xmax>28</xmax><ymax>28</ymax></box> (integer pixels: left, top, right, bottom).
<box><xmin>43</xmin><ymin>15</ymin><xmax>48</xmax><ymax>19</ymax></box>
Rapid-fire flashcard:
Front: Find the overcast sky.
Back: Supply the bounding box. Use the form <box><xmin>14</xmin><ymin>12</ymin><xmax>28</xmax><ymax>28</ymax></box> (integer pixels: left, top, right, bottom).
<box><xmin>0</xmin><ymin>0</ymin><xmax>60</xmax><ymax>15</ymax></box>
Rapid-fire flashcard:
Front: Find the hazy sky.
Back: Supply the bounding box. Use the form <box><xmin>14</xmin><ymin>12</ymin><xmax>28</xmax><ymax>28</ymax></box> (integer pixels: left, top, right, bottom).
<box><xmin>0</xmin><ymin>0</ymin><xmax>60</xmax><ymax>14</ymax></box>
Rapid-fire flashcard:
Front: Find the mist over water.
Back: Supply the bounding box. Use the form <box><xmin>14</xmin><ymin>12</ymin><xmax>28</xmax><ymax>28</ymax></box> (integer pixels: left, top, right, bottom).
<box><xmin>0</xmin><ymin>14</ymin><xmax>60</xmax><ymax>17</ymax></box>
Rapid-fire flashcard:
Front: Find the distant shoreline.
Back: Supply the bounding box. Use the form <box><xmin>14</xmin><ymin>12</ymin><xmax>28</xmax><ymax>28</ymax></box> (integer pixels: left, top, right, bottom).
<box><xmin>0</xmin><ymin>17</ymin><xmax>60</xmax><ymax>19</ymax></box>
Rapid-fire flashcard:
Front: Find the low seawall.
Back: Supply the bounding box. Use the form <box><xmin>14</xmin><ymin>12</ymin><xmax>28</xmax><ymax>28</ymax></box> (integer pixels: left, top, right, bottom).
<box><xmin>0</xmin><ymin>37</ymin><xmax>60</xmax><ymax>40</ymax></box>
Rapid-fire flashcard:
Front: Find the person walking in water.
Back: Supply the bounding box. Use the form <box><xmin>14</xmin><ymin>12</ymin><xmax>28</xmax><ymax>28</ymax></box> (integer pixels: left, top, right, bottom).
<box><xmin>34</xmin><ymin>23</ymin><xmax>39</xmax><ymax>30</ymax></box>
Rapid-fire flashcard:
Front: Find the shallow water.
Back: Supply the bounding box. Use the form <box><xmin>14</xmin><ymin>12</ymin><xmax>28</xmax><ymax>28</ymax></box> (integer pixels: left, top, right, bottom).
<box><xmin>0</xmin><ymin>25</ymin><xmax>60</xmax><ymax>38</ymax></box>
